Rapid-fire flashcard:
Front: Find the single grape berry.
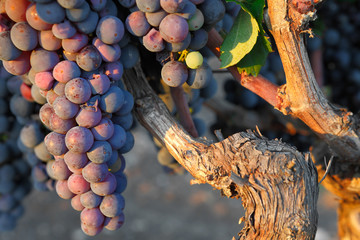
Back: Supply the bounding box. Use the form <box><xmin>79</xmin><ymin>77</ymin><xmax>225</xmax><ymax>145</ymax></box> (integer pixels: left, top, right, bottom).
<box><xmin>185</xmin><ymin>51</ymin><xmax>203</xmax><ymax>69</ymax></box>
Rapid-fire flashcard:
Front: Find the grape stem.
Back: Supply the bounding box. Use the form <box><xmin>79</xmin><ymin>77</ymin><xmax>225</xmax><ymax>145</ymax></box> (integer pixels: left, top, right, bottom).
<box><xmin>206</xmin><ymin>29</ymin><xmax>281</xmax><ymax>108</ymax></box>
<box><xmin>170</xmin><ymin>86</ymin><xmax>199</xmax><ymax>138</ymax></box>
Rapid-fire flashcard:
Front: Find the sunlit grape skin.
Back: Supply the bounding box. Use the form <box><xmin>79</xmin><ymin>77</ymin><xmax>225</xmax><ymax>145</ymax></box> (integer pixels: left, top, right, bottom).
<box><xmin>65</xmin><ymin>126</ymin><xmax>94</xmax><ymax>153</ymax></box>
<box><xmin>161</xmin><ymin>60</ymin><xmax>188</xmax><ymax>87</ymax></box>
<box><xmin>185</xmin><ymin>51</ymin><xmax>203</xmax><ymax>69</ymax></box>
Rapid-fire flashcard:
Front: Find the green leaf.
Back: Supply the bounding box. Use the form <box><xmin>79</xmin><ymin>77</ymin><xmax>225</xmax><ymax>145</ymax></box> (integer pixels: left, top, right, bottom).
<box><xmin>226</xmin><ymin>0</ymin><xmax>265</xmax><ymax>29</ymax></box>
<box><xmin>236</xmin><ymin>35</ymin><xmax>272</xmax><ymax>76</ymax></box>
<box><xmin>220</xmin><ymin>9</ymin><xmax>259</xmax><ymax>68</ymax></box>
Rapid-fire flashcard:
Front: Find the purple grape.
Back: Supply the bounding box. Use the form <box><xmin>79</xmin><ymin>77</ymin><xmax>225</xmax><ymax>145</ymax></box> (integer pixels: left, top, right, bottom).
<box><xmin>161</xmin><ymin>60</ymin><xmax>188</xmax><ymax>87</ymax></box>
<box><xmin>104</xmin><ymin>213</ymin><xmax>125</xmax><ymax>231</ymax></box>
<box><xmin>52</xmin><ymin>20</ymin><xmax>77</xmax><ymax>39</ymax></box>
<box><xmin>188</xmin><ymin>28</ymin><xmax>208</xmax><ymax>50</ymax></box>
<box><xmin>115</xmin><ymin>90</ymin><xmax>134</xmax><ymax>116</ymax></box>
<box><xmin>71</xmin><ymin>194</ymin><xmax>85</xmax><ymax>211</ymax></box>
<box><xmin>65</xmin><ymin>126</ymin><xmax>94</xmax><ymax>153</ymax></box>
<box><xmin>65</xmin><ymin>1</ymin><xmax>90</xmax><ymax>22</ymax></box>
<box><xmin>186</xmin><ymin>61</ymin><xmax>212</xmax><ymax>89</ymax></box>
<box><xmin>86</xmin><ymin>141</ymin><xmax>113</xmax><ymax>164</ymax></box>
<box><xmin>31</xmin><ymin>163</ymin><xmax>48</xmax><ymax>182</ymax></box>
<box><xmin>136</xmin><ymin>0</ymin><xmax>161</xmax><ymax>12</ymax></box>
<box><xmin>81</xmin><ymin>222</ymin><xmax>103</xmax><ymax>236</ymax></box>
<box><xmin>20</xmin><ymin>122</ymin><xmax>44</xmax><ymax>148</ymax></box>
<box><xmin>90</xmin><ymin>172</ymin><xmax>117</xmax><ymax>196</ymax></box>
<box><xmin>30</xmin><ymin>48</ymin><xmax>60</xmax><ymax>72</ymax></box>
<box><xmin>89</xmin><ymin>74</ymin><xmax>111</xmax><ymax>95</ymax></box>
<box><xmin>52</xmin><ymin>96</ymin><xmax>79</xmax><ymax>120</ymax></box>
<box><xmin>104</xmin><ymin>61</ymin><xmax>124</xmax><ymax>81</ymax></box>
<box><xmin>159</xmin><ymin>14</ymin><xmax>189</xmax><ymax>43</ymax></box>
<box><xmin>99</xmin><ymin>86</ymin><xmax>124</xmax><ymax>113</ymax></box>
<box><xmin>107</xmin><ymin>124</ymin><xmax>126</xmax><ymax>150</ymax></box>
<box><xmin>143</xmin><ymin>28</ymin><xmax>165</xmax><ymax>52</ymax></box>
<box><xmin>51</xmin><ymin>158</ymin><xmax>72</xmax><ymax>180</ymax></box>
<box><xmin>56</xmin><ymin>180</ymin><xmax>75</xmax><ymax>199</ymax></box>
<box><xmin>114</xmin><ymin>171</ymin><xmax>127</xmax><ymax>193</ymax></box>
<box><xmin>107</xmin><ymin>150</ymin><xmax>119</xmax><ymax>168</ymax></box>
<box><xmin>10</xmin><ymin>22</ymin><xmax>38</xmax><ymax>51</ymax></box>
<box><xmin>89</xmin><ymin>0</ymin><xmax>107</xmax><ymax>11</ymax></box>
<box><xmin>91</xmin><ymin>117</ymin><xmax>114</xmax><ymax>141</ymax></box>
<box><xmin>54</xmin><ymin>81</ymin><xmax>70</xmax><ymax>97</ymax></box>
<box><xmin>119</xmin><ymin>44</ymin><xmax>139</xmax><ymax>69</ymax></box>
<box><xmin>36</xmin><ymin>1</ymin><xmax>66</xmax><ymax>24</ymax></box>
<box><xmin>96</xmin><ymin>16</ymin><xmax>125</xmax><ymax>44</ymax></box>
<box><xmin>64</xmin><ymin>151</ymin><xmax>89</xmax><ymax>170</ymax></box>
<box><xmin>76</xmin><ymin>45</ymin><xmax>103</xmax><ymax>72</ymax></box>
<box><xmin>65</xmin><ymin>77</ymin><xmax>92</xmax><ymax>104</ymax></box>
<box><xmin>80</xmin><ymin>207</ymin><xmax>104</xmax><ymax>228</ymax></box>
<box><xmin>198</xmin><ymin>0</ymin><xmax>225</xmax><ymax>26</ymax></box>
<box><xmin>99</xmin><ymin>193</ymin><xmax>125</xmax><ymax>217</ymax></box>
<box><xmin>62</xmin><ymin>33</ymin><xmax>89</xmax><ymax>53</ymax></box>
<box><xmin>34</xmin><ymin>71</ymin><xmax>55</xmax><ymax>91</ymax></box>
<box><xmin>92</xmin><ymin>37</ymin><xmax>121</xmax><ymax>63</ymax></box>
<box><xmin>117</xmin><ymin>0</ymin><xmax>136</xmax><ymax>8</ymax></box>
<box><xmin>82</xmin><ymin>162</ymin><xmax>108</xmax><ymax>183</ymax></box>
<box><xmin>112</xmin><ymin>112</ymin><xmax>133</xmax><ymax>130</ymax></box>
<box><xmin>0</xmin><ymin>31</ymin><xmax>22</xmax><ymax>61</ymax></box>
<box><xmin>46</xmin><ymin>90</ymin><xmax>59</xmax><ymax>106</ymax></box>
<box><xmin>31</xmin><ymin>84</ymin><xmax>47</xmax><ymax>104</ymax></box>
<box><xmin>80</xmin><ymin>190</ymin><xmax>103</xmax><ymax>209</ymax></box>
<box><xmin>53</xmin><ymin>60</ymin><xmax>81</xmax><ymax>84</ymax></box>
<box><xmin>75</xmin><ymin>106</ymin><xmax>102</xmax><ymax>128</ymax></box>
<box><xmin>49</xmin><ymin>113</ymin><xmax>77</xmax><ymax>134</ymax></box>
<box><xmin>0</xmin><ymin>194</ymin><xmax>16</xmax><ymax>212</ymax></box>
<box><xmin>3</xmin><ymin>51</ymin><xmax>31</xmax><ymax>76</ymax></box>
<box><xmin>74</xmin><ymin>11</ymin><xmax>99</xmax><ymax>34</ymax></box>
<box><xmin>44</xmin><ymin>132</ymin><xmax>68</xmax><ymax>156</ymax></box>
<box><xmin>99</xmin><ymin>0</ymin><xmax>117</xmax><ymax>17</ymax></box>
<box><xmin>160</xmin><ymin>0</ymin><xmax>187</xmax><ymax>13</ymax></box>
<box><xmin>119</xmin><ymin>131</ymin><xmax>135</xmax><ymax>154</ymax></box>
<box><xmin>26</xmin><ymin>3</ymin><xmax>53</xmax><ymax>31</ymax></box>
<box><xmin>57</xmin><ymin>0</ymin><xmax>85</xmax><ymax>9</ymax></box>
<box><xmin>125</xmin><ymin>11</ymin><xmax>151</xmax><ymax>37</ymax></box>
<box><xmin>145</xmin><ymin>9</ymin><xmax>167</xmax><ymax>27</ymax></box>
<box><xmin>166</xmin><ymin>31</ymin><xmax>191</xmax><ymax>52</ymax></box>
<box><xmin>68</xmin><ymin>173</ymin><xmax>91</xmax><ymax>194</ymax></box>
<box><xmin>34</xmin><ymin>141</ymin><xmax>53</xmax><ymax>162</ymax></box>
<box><xmin>175</xmin><ymin>0</ymin><xmax>196</xmax><ymax>19</ymax></box>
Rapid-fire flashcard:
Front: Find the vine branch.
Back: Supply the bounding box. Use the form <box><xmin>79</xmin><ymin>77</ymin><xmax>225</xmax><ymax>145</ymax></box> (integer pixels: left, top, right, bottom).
<box><xmin>123</xmin><ymin>63</ymin><xmax>319</xmax><ymax>239</ymax></box>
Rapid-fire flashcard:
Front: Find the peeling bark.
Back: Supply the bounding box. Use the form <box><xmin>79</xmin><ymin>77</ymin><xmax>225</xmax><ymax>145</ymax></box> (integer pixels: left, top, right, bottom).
<box><xmin>123</xmin><ymin>64</ymin><xmax>319</xmax><ymax>239</ymax></box>
<box><xmin>267</xmin><ymin>0</ymin><xmax>360</xmax><ymax>161</ymax></box>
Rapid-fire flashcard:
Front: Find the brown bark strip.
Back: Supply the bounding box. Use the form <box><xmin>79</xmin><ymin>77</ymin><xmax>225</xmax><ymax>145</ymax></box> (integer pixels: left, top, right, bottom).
<box><xmin>338</xmin><ymin>201</ymin><xmax>360</xmax><ymax>240</ymax></box>
<box><xmin>267</xmin><ymin>0</ymin><xmax>360</xmax><ymax>161</ymax></box>
<box><xmin>123</xmin><ymin>64</ymin><xmax>319</xmax><ymax>239</ymax></box>
<box><xmin>169</xmin><ymin>86</ymin><xmax>199</xmax><ymax>138</ymax></box>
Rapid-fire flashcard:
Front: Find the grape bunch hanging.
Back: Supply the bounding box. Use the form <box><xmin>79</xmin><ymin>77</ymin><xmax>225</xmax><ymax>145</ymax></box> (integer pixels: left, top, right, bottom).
<box><xmin>0</xmin><ymin>0</ymin><xmax>137</xmax><ymax>236</ymax></box>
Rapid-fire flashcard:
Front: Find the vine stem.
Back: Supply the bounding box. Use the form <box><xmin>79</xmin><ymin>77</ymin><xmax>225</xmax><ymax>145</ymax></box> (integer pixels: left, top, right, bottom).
<box><xmin>170</xmin><ymin>86</ymin><xmax>199</xmax><ymax>138</ymax></box>
<box><xmin>206</xmin><ymin>29</ymin><xmax>280</xmax><ymax>108</ymax></box>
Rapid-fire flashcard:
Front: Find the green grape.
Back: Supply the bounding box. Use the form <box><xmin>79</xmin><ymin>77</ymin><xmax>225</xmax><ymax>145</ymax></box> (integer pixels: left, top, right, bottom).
<box><xmin>185</xmin><ymin>51</ymin><xmax>203</xmax><ymax>69</ymax></box>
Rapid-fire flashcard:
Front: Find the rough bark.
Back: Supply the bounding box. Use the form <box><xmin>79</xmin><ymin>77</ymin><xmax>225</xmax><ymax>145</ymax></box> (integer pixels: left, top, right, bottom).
<box><xmin>123</xmin><ymin>64</ymin><xmax>319</xmax><ymax>239</ymax></box>
<box><xmin>267</xmin><ymin>0</ymin><xmax>360</xmax><ymax>162</ymax></box>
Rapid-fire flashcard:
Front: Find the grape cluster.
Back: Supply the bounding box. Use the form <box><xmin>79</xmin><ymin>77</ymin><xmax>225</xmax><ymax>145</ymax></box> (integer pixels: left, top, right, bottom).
<box><xmin>122</xmin><ymin>0</ymin><xmax>224</xmax><ymax>90</ymax></box>
<box><xmin>0</xmin><ymin>64</ymin><xmax>33</xmax><ymax>232</ymax></box>
<box><xmin>18</xmin><ymin>121</ymin><xmax>56</xmax><ymax>192</ymax></box>
<box><xmin>313</xmin><ymin>0</ymin><xmax>360</xmax><ymax>113</ymax></box>
<box><xmin>0</xmin><ymin>0</ymin><xmax>136</xmax><ymax>236</ymax></box>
